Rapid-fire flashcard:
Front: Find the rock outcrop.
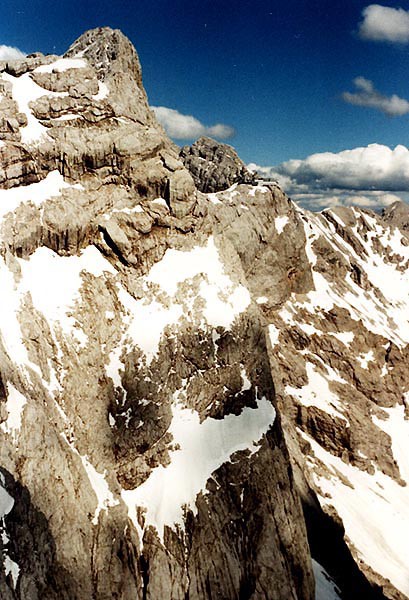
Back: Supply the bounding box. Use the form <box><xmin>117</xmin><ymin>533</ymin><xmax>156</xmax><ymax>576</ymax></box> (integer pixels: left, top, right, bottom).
<box><xmin>381</xmin><ymin>200</ymin><xmax>409</xmax><ymax>237</ymax></box>
<box><xmin>180</xmin><ymin>136</ymin><xmax>256</xmax><ymax>193</ymax></box>
<box><xmin>0</xmin><ymin>26</ymin><xmax>196</xmax><ymax>260</ymax></box>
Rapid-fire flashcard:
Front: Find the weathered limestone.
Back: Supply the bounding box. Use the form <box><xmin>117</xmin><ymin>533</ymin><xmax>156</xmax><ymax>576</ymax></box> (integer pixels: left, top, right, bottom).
<box><xmin>180</xmin><ymin>136</ymin><xmax>257</xmax><ymax>193</ymax></box>
<box><xmin>0</xmin><ymin>27</ymin><xmax>315</xmax><ymax>600</ymax></box>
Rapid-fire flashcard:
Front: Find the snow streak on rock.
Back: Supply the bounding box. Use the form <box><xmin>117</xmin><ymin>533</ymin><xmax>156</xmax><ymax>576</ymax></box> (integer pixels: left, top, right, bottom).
<box><xmin>2</xmin><ymin>71</ymin><xmax>68</xmax><ymax>144</ymax></box>
<box><xmin>312</xmin><ymin>559</ymin><xmax>341</xmax><ymax>600</ymax></box>
<box><xmin>107</xmin><ymin>235</ymin><xmax>251</xmax><ymax>379</ymax></box>
<box><xmin>18</xmin><ymin>246</ymin><xmax>116</xmax><ymax>347</ymax></box>
<box><xmin>0</xmin><ymin>473</ymin><xmax>20</xmax><ymax>588</ymax></box>
<box><xmin>272</xmin><ymin>203</ymin><xmax>409</xmax><ymax>596</ymax></box>
<box><xmin>303</xmin><ymin>427</ymin><xmax>409</xmax><ymax>596</ymax></box>
<box><xmin>146</xmin><ymin>236</ymin><xmax>250</xmax><ymax>328</ymax></box>
<box><xmin>0</xmin><ymin>384</ymin><xmax>27</xmax><ymax>443</ymax></box>
<box><xmin>0</xmin><ymin>170</ymin><xmax>82</xmax><ymax>224</ymax></box>
<box><xmin>34</xmin><ymin>58</ymin><xmax>87</xmax><ymax>74</ymax></box>
<box><xmin>122</xmin><ymin>395</ymin><xmax>276</xmax><ymax>540</ymax></box>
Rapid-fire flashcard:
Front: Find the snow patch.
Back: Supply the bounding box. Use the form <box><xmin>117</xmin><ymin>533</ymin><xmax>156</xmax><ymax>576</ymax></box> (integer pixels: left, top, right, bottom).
<box><xmin>299</xmin><ymin>323</ymin><xmax>322</xmax><ymax>337</ymax></box>
<box><xmin>34</xmin><ymin>58</ymin><xmax>87</xmax><ymax>73</ymax></box>
<box><xmin>62</xmin><ymin>435</ymin><xmax>119</xmax><ymax>524</ymax></box>
<box><xmin>292</xmin><ymin>215</ymin><xmax>409</xmax><ymax>347</ymax></box>
<box><xmin>18</xmin><ymin>246</ymin><xmax>115</xmax><ymax>344</ymax></box>
<box><xmin>329</xmin><ymin>331</ymin><xmax>354</xmax><ymax>345</ymax></box>
<box><xmin>0</xmin><ymin>170</ymin><xmax>82</xmax><ymax>222</ymax></box>
<box><xmin>208</xmin><ymin>193</ymin><xmax>222</xmax><ymax>205</ymax></box>
<box><xmin>92</xmin><ymin>81</ymin><xmax>109</xmax><ymax>101</ymax></box>
<box><xmin>0</xmin><ymin>383</ymin><xmax>27</xmax><ymax>442</ymax></box>
<box><xmin>357</xmin><ymin>350</ymin><xmax>375</xmax><ymax>369</ymax></box>
<box><xmin>240</xmin><ymin>367</ymin><xmax>252</xmax><ymax>391</ymax></box>
<box><xmin>106</xmin><ymin>345</ymin><xmax>125</xmax><ymax>389</ymax></box>
<box><xmin>275</xmin><ymin>215</ymin><xmax>289</xmax><ymax>234</ymax></box>
<box><xmin>147</xmin><ymin>237</ymin><xmax>228</xmax><ymax>296</ymax></box>
<box><xmin>117</xmin><ymin>287</ymin><xmax>183</xmax><ymax>364</ymax></box>
<box><xmin>312</xmin><ymin>559</ymin><xmax>341</xmax><ymax>600</ymax></box>
<box><xmin>4</xmin><ymin>555</ymin><xmax>20</xmax><ymax>588</ymax></box>
<box><xmin>286</xmin><ymin>362</ymin><xmax>347</xmax><ymax>421</ymax></box>
<box><xmin>122</xmin><ymin>396</ymin><xmax>276</xmax><ymax>540</ymax></box>
<box><xmin>110</xmin><ymin>205</ymin><xmax>144</xmax><ymax>216</ymax></box>
<box><xmin>80</xmin><ymin>456</ymin><xmax>119</xmax><ymax>525</ymax></box>
<box><xmin>53</xmin><ymin>113</ymin><xmax>80</xmax><ymax>122</ymax></box>
<box><xmin>0</xmin><ymin>256</ymin><xmax>43</xmax><ymax>376</ymax></box>
<box><xmin>269</xmin><ymin>324</ymin><xmax>280</xmax><ymax>347</ymax></box>
<box><xmin>0</xmin><ymin>474</ymin><xmax>14</xmax><ymax>519</ymax></box>
<box><xmin>146</xmin><ymin>236</ymin><xmax>250</xmax><ymax>329</ymax></box>
<box><xmin>2</xmin><ymin>72</ymin><xmax>68</xmax><ymax>144</ymax></box>
<box><xmin>151</xmin><ymin>197</ymin><xmax>168</xmax><ymax>208</ymax></box>
<box><xmin>0</xmin><ymin>474</ymin><xmax>19</xmax><ymax>588</ymax></box>
<box><xmin>303</xmin><ymin>425</ymin><xmax>409</xmax><ymax>597</ymax></box>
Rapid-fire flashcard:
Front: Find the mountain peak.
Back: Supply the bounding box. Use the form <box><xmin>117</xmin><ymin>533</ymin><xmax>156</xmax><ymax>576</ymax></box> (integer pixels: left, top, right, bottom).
<box><xmin>381</xmin><ymin>199</ymin><xmax>409</xmax><ymax>234</ymax></box>
<box><xmin>180</xmin><ymin>136</ymin><xmax>256</xmax><ymax>193</ymax></box>
<box><xmin>65</xmin><ymin>27</ymin><xmax>142</xmax><ymax>83</ymax></box>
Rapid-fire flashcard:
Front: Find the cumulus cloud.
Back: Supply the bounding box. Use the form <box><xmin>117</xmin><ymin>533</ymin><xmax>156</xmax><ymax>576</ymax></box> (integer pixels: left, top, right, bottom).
<box><xmin>0</xmin><ymin>44</ymin><xmax>26</xmax><ymax>61</ymax></box>
<box><xmin>249</xmin><ymin>144</ymin><xmax>409</xmax><ymax>211</ymax></box>
<box><xmin>277</xmin><ymin>144</ymin><xmax>409</xmax><ymax>191</ymax></box>
<box><xmin>152</xmin><ymin>106</ymin><xmax>235</xmax><ymax>140</ymax></box>
<box><xmin>342</xmin><ymin>77</ymin><xmax>409</xmax><ymax>116</ymax></box>
<box><xmin>358</xmin><ymin>4</ymin><xmax>409</xmax><ymax>43</ymax></box>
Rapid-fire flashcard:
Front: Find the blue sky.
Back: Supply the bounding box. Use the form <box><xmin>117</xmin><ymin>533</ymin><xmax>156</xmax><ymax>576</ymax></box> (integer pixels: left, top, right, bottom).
<box><xmin>2</xmin><ymin>0</ymin><xmax>409</xmax><ymax>209</ymax></box>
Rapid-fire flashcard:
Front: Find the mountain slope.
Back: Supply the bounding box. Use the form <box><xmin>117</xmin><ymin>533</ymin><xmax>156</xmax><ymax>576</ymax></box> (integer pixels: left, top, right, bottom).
<box><xmin>1</xmin><ymin>25</ymin><xmax>408</xmax><ymax>600</ymax></box>
<box><xmin>264</xmin><ymin>204</ymin><xmax>409</xmax><ymax>599</ymax></box>
<box><xmin>0</xmin><ymin>28</ymin><xmax>314</xmax><ymax>600</ymax></box>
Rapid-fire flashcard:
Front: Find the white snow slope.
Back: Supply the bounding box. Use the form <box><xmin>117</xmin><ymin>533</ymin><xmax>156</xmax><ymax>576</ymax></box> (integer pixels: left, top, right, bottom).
<box><xmin>274</xmin><ymin>205</ymin><xmax>409</xmax><ymax>596</ymax></box>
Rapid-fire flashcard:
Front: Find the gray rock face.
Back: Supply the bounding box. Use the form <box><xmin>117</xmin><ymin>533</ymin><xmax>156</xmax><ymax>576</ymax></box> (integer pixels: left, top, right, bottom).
<box><xmin>0</xmin><ymin>26</ymin><xmax>196</xmax><ymax>260</ymax></box>
<box><xmin>381</xmin><ymin>200</ymin><xmax>409</xmax><ymax>237</ymax></box>
<box><xmin>0</xmin><ymin>28</ymin><xmax>315</xmax><ymax>600</ymax></box>
<box><xmin>180</xmin><ymin>136</ymin><xmax>256</xmax><ymax>193</ymax></box>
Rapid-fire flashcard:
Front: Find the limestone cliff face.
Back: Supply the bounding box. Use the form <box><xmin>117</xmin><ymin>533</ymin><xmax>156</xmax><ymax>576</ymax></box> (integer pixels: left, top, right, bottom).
<box><xmin>0</xmin><ymin>26</ymin><xmax>195</xmax><ymax>259</ymax></box>
<box><xmin>0</xmin><ymin>28</ymin><xmax>315</xmax><ymax>600</ymax></box>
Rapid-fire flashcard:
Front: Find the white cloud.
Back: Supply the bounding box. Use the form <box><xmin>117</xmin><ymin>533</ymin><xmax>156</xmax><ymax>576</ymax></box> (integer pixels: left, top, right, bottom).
<box><xmin>249</xmin><ymin>144</ymin><xmax>409</xmax><ymax>211</ymax></box>
<box><xmin>277</xmin><ymin>144</ymin><xmax>409</xmax><ymax>192</ymax></box>
<box><xmin>206</xmin><ymin>123</ymin><xmax>235</xmax><ymax>138</ymax></box>
<box><xmin>342</xmin><ymin>77</ymin><xmax>409</xmax><ymax>116</ymax></box>
<box><xmin>345</xmin><ymin>192</ymin><xmax>400</xmax><ymax>207</ymax></box>
<box><xmin>152</xmin><ymin>106</ymin><xmax>235</xmax><ymax>140</ymax></box>
<box><xmin>358</xmin><ymin>4</ymin><xmax>409</xmax><ymax>43</ymax></box>
<box><xmin>0</xmin><ymin>45</ymin><xmax>26</xmax><ymax>61</ymax></box>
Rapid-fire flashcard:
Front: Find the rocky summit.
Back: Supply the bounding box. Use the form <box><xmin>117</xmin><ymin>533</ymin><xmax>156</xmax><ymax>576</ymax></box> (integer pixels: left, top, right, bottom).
<box><xmin>180</xmin><ymin>136</ymin><xmax>257</xmax><ymax>193</ymax></box>
<box><xmin>0</xmin><ymin>26</ymin><xmax>408</xmax><ymax>600</ymax></box>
